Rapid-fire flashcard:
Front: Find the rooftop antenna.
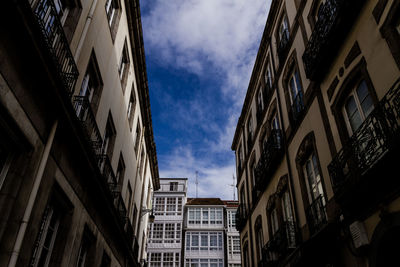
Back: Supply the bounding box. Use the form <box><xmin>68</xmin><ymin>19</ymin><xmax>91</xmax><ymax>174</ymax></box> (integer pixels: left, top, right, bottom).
<box><xmin>230</xmin><ymin>174</ymin><xmax>236</xmax><ymax>200</ymax></box>
<box><xmin>195</xmin><ymin>171</ymin><xmax>199</xmax><ymax>198</ymax></box>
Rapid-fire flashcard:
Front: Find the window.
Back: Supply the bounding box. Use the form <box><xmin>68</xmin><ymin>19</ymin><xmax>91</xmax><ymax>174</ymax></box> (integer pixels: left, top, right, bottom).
<box><xmin>151</xmin><ymin>223</ymin><xmax>163</xmax><ymax>243</ymax></box>
<box><xmin>148</xmin><ymin>252</ymin><xmax>161</xmax><ymax>267</ymax></box>
<box><xmin>232</xmin><ymin>236</ymin><xmax>241</xmax><ymax>254</ymax></box>
<box><xmin>303</xmin><ymin>152</ymin><xmax>327</xmax><ymax>233</ymax></box>
<box><xmin>105</xmin><ymin>0</ymin><xmax>121</xmax><ymax>40</ymax></box>
<box><xmin>169</xmin><ymin>182</ymin><xmax>178</xmax><ymax>191</ymax></box>
<box><xmin>185</xmin><ymin>232</ymin><xmax>223</xmax><ymax>252</ymax></box>
<box><xmin>119</xmin><ymin>40</ymin><xmax>130</xmax><ymax>92</ymax></box>
<box><xmin>288</xmin><ymin>69</ymin><xmax>303</xmax><ymax>115</ymax></box>
<box><xmin>154</xmin><ymin>197</ymin><xmax>165</xmax><ymax>215</ymax></box>
<box><xmin>126</xmin><ymin>183</ymin><xmax>133</xmax><ymax>218</ymax></box>
<box><xmin>0</xmin><ymin>143</ymin><xmax>13</xmax><ymax>191</ymax></box>
<box><xmin>115</xmin><ymin>154</ymin><xmax>125</xmax><ymax>186</ymax></box>
<box><xmin>247</xmin><ymin>116</ymin><xmax>253</xmax><ymax>142</ymax></box>
<box><xmin>265</xmin><ymin>63</ymin><xmax>272</xmax><ymax>88</ymax></box>
<box><xmin>127</xmin><ymin>90</ymin><xmax>136</xmax><ymax>129</ymax></box>
<box><xmin>303</xmin><ymin>153</ymin><xmax>325</xmax><ymax>205</ymax></box>
<box><xmin>279</xmin><ymin>15</ymin><xmax>289</xmax><ymax>42</ymax></box>
<box><xmin>185</xmin><ymin>258</ymin><xmax>223</xmax><ymax>267</ymax></box>
<box><xmin>257</xmin><ymin>89</ymin><xmax>264</xmax><ymax>114</ymax></box>
<box><xmin>134</xmin><ymin>123</ymin><xmax>141</xmax><ymax>155</ymax></box>
<box><xmin>166</xmin><ymin>197</ymin><xmax>176</xmax><ymax>213</ymax></box>
<box><xmin>243</xmin><ymin>242</ymin><xmax>249</xmax><ymax>267</ymax></box>
<box><xmin>164</xmin><ymin>223</ymin><xmax>175</xmax><ymax>243</ymax></box>
<box><xmin>237</xmin><ymin>145</ymin><xmax>244</xmax><ymax>172</ymax></box>
<box><xmin>188</xmin><ymin>208</ymin><xmax>223</xmax><ymax>225</ymax></box>
<box><xmin>277</xmin><ymin>14</ymin><xmax>290</xmax><ymax>57</ymax></box>
<box><xmin>99</xmin><ymin>251</ymin><xmax>111</xmax><ymax>267</ymax></box>
<box><xmin>30</xmin><ymin>204</ymin><xmax>60</xmax><ymax>267</ymax></box>
<box><xmin>343</xmin><ymin>80</ymin><xmax>374</xmax><ymax>134</ymax></box>
<box><xmin>76</xmin><ymin>228</ymin><xmax>94</xmax><ymax>267</ymax></box>
<box><xmin>102</xmin><ymin>113</ymin><xmax>116</xmax><ymax>159</ymax></box>
<box><xmin>254</xmin><ymin>217</ymin><xmax>264</xmax><ymax>263</ymax></box>
<box><xmin>138</xmin><ymin>148</ymin><xmax>146</xmax><ymax>179</ymax></box>
<box><xmin>74</xmin><ymin>53</ymin><xmax>103</xmax><ymax>118</ymax></box>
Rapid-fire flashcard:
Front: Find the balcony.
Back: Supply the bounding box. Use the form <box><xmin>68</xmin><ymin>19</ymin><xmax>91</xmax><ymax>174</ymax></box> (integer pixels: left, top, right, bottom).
<box><xmin>253</xmin><ymin>129</ymin><xmax>283</xmax><ymax>201</ymax></box>
<box><xmin>303</xmin><ymin>0</ymin><xmax>362</xmax><ymax>80</ymax></box>
<box><xmin>277</xmin><ymin>29</ymin><xmax>290</xmax><ymax>63</ymax></box>
<box><xmin>29</xmin><ymin>0</ymin><xmax>79</xmax><ymax>95</ymax></box>
<box><xmin>99</xmin><ymin>155</ymin><xmax>119</xmax><ymax>193</ymax></box>
<box><xmin>306</xmin><ymin>195</ymin><xmax>327</xmax><ymax>235</ymax></box>
<box><xmin>328</xmin><ymin>78</ymin><xmax>400</xmax><ymax>214</ymax></box>
<box><xmin>235</xmin><ymin>203</ymin><xmax>248</xmax><ymax>231</ymax></box>
<box><xmin>73</xmin><ymin>96</ymin><xmax>104</xmax><ymax>157</ymax></box>
<box><xmin>261</xmin><ymin>221</ymin><xmax>297</xmax><ymax>266</ymax></box>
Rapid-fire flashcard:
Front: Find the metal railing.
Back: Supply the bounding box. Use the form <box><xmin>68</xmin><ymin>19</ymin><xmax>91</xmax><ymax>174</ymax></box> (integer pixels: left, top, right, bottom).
<box><xmin>254</xmin><ymin>129</ymin><xmax>283</xmax><ymax>193</ymax></box>
<box><xmin>303</xmin><ymin>0</ymin><xmax>344</xmax><ymax>79</ymax></box>
<box><xmin>261</xmin><ymin>221</ymin><xmax>297</xmax><ymax>265</ymax></box>
<box><xmin>29</xmin><ymin>0</ymin><xmax>79</xmax><ymax>95</ymax></box>
<box><xmin>328</xmin><ymin>78</ymin><xmax>400</xmax><ymax>191</ymax></box>
<box><xmin>306</xmin><ymin>195</ymin><xmax>327</xmax><ymax>235</ymax></box>
<box><xmin>99</xmin><ymin>154</ymin><xmax>119</xmax><ymax>193</ymax></box>
<box><xmin>235</xmin><ymin>203</ymin><xmax>248</xmax><ymax>231</ymax></box>
<box><xmin>73</xmin><ymin>96</ymin><xmax>104</xmax><ymax>157</ymax></box>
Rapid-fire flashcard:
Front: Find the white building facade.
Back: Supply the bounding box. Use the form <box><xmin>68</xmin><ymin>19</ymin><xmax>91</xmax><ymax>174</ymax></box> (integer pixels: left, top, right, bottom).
<box><xmin>183</xmin><ymin>198</ymin><xmax>226</xmax><ymax>267</ymax></box>
<box><xmin>147</xmin><ymin>178</ymin><xmax>188</xmax><ymax>267</ymax></box>
<box><xmin>224</xmin><ymin>201</ymin><xmax>241</xmax><ymax>267</ymax></box>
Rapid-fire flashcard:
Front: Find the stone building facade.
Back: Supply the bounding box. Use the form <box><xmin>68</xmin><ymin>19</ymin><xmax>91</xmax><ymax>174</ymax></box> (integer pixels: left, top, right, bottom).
<box><xmin>0</xmin><ymin>0</ymin><xmax>159</xmax><ymax>266</ymax></box>
<box><xmin>232</xmin><ymin>0</ymin><xmax>400</xmax><ymax>266</ymax></box>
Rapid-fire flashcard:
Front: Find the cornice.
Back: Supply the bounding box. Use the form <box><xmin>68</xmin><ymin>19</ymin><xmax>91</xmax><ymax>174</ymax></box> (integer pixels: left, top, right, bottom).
<box><xmin>125</xmin><ymin>0</ymin><xmax>160</xmax><ymax>190</ymax></box>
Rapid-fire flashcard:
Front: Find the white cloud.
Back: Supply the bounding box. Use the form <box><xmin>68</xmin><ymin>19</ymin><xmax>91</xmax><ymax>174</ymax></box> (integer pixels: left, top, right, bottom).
<box><xmin>142</xmin><ymin>0</ymin><xmax>271</xmax><ymax>199</ymax></box>
<box><xmin>159</xmin><ymin>146</ymin><xmax>237</xmax><ymax>200</ymax></box>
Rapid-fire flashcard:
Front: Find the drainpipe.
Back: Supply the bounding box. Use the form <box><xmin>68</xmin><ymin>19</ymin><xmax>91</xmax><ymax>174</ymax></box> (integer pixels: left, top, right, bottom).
<box><xmin>8</xmin><ymin>120</ymin><xmax>58</xmax><ymax>267</ymax></box>
<box><xmin>74</xmin><ymin>0</ymin><xmax>98</xmax><ymax>62</ymax></box>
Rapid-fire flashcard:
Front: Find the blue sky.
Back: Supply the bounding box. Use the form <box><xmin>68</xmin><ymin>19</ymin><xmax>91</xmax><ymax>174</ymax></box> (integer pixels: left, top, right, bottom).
<box><xmin>140</xmin><ymin>0</ymin><xmax>271</xmax><ymax>199</ymax></box>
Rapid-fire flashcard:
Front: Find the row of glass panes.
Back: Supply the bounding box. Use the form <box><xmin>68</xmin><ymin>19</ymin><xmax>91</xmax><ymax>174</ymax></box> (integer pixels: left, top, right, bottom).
<box><xmin>184</xmin><ymin>258</ymin><xmax>223</xmax><ymax>267</ymax></box>
<box><xmin>188</xmin><ymin>208</ymin><xmax>223</xmax><ymax>225</ymax></box>
<box><xmin>149</xmin><ymin>223</ymin><xmax>181</xmax><ymax>244</ymax></box>
<box><xmin>154</xmin><ymin>197</ymin><xmax>183</xmax><ymax>216</ymax></box>
<box><xmin>227</xmin><ymin>236</ymin><xmax>241</xmax><ymax>255</ymax></box>
<box><xmin>185</xmin><ymin>232</ymin><xmax>223</xmax><ymax>251</ymax></box>
<box><xmin>148</xmin><ymin>252</ymin><xmax>180</xmax><ymax>267</ymax></box>
<box><xmin>227</xmin><ymin>210</ymin><xmax>237</xmax><ymax>229</ymax></box>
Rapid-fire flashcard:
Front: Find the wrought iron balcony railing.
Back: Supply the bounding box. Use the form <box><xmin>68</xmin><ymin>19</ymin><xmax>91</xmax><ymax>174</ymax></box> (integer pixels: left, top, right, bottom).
<box><xmin>73</xmin><ymin>96</ymin><xmax>104</xmax><ymax>157</ymax></box>
<box><xmin>328</xmin><ymin>78</ymin><xmax>400</xmax><ymax>191</ymax></box>
<box><xmin>261</xmin><ymin>221</ymin><xmax>297</xmax><ymax>266</ymax></box>
<box><xmin>290</xmin><ymin>92</ymin><xmax>304</xmax><ymax>123</ymax></box>
<box><xmin>277</xmin><ymin>29</ymin><xmax>290</xmax><ymax>63</ymax></box>
<box><xmin>235</xmin><ymin>203</ymin><xmax>248</xmax><ymax>231</ymax></box>
<box><xmin>99</xmin><ymin>154</ymin><xmax>119</xmax><ymax>193</ymax></box>
<box><xmin>254</xmin><ymin>129</ymin><xmax>283</xmax><ymax>195</ymax></box>
<box><xmin>306</xmin><ymin>195</ymin><xmax>327</xmax><ymax>235</ymax></box>
<box><xmin>29</xmin><ymin>0</ymin><xmax>79</xmax><ymax>95</ymax></box>
<box><xmin>303</xmin><ymin>0</ymin><xmax>360</xmax><ymax>80</ymax></box>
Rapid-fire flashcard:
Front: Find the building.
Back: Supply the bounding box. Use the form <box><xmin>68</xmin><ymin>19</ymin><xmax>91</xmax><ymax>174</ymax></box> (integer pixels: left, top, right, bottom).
<box><xmin>182</xmin><ymin>198</ymin><xmax>227</xmax><ymax>267</ymax></box>
<box><xmin>147</xmin><ymin>178</ymin><xmax>188</xmax><ymax>267</ymax></box>
<box><xmin>223</xmin><ymin>201</ymin><xmax>241</xmax><ymax>267</ymax></box>
<box><xmin>0</xmin><ymin>0</ymin><xmax>159</xmax><ymax>266</ymax></box>
<box><xmin>232</xmin><ymin>0</ymin><xmax>400</xmax><ymax>266</ymax></box>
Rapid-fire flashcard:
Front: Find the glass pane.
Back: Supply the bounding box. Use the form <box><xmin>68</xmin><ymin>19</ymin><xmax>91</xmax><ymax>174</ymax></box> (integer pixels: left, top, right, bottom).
<box><xmin>345</xmin><ymin>96</ymin><xmax>362</xmax><ymax>131</ymax></box>
<box><xmin>357</xmin><ymin>81</ymin><xmax>374</xmax><ymax>118</ymax></box>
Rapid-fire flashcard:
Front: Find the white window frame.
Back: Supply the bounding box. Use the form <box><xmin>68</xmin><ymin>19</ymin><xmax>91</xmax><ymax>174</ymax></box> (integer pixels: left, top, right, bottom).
<box><xmin>31</xmin><ymin>205</ymin><xmax>60</xmax><ymax>267</ymax></box>
<box><xmin>342</xmin><ymin>80</ymin><xmax>374</xmax><ymax>135</ymax></box>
